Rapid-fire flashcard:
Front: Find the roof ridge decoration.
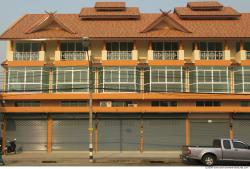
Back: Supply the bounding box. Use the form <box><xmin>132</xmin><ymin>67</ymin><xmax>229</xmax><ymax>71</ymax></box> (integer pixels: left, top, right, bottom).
<box><xmin>25</xmin><ymin>12</ymin><xmax>76</xmax><ymax>34</ymax></box>
<box><xmin>141</xmin><ymin>9</ymin><xmax>191</xmax><ymax>33</ymax></box>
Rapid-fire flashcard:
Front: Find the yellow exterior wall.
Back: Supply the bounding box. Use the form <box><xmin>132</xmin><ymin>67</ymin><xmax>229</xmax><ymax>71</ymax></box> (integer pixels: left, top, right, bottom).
<box><xmin>45</xmin><ymin>41</ymin><xmax>57</xmax><ymax>61</ymax></box>
<box><xmin>137</xmin><ymin>40</ymin><xmax>148</xmax><ymax>60</ymax></box>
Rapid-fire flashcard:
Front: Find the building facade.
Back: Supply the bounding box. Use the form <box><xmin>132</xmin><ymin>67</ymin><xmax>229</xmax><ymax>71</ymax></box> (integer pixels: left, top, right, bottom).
<box><xmin>0</xmin><ymin>1</ymin><xmax>250</xmax><ymax>152</ymax></box>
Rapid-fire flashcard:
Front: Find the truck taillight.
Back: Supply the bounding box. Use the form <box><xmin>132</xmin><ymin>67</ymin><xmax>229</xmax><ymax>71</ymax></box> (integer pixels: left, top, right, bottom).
<box><xmin>187</xmin><ymin>149</ymin><xmax>191</xmax><ymax>155</ymax></box>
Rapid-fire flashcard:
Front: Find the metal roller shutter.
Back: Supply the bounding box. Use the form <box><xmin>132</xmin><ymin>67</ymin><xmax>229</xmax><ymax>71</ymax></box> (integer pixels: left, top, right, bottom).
<box><xmin>98</xmin><ymin>115</ymin><xmax>140</xmax><ymax>151</ymax></box>
<box><xmin>52</xmin><ymin>119</ymin><xmax>88</xmax><ymax>151</ymax></box>
<box><xmin>144</xmin><ymin>119</ymin><xmax>186</xmax><ymax>151</ymax></box>
<box><xmin>233</xmin><ymin>120</ymin><xmax>250</xmax><ymax>144</ymax></box>
<box><xmin>98</xmin><ymin>119</ymin><xmax>120</xmax><ymax>151</ymax></box>
<box><xmin>6</xmin><ymin>119</ymin><xmax>47</xmax><ymax>151</ymax></box>
<box><xmin>190</xmin><ymin>120</ymin><xmax>229</xmax><ymax>146</ymax></box>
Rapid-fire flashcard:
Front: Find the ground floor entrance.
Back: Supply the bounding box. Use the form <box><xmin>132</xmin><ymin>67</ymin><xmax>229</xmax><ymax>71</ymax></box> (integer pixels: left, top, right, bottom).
<box><xmin>4</xmin><ymin>113</ymin><xmax>250</xmax><ymax>152</ymax></box>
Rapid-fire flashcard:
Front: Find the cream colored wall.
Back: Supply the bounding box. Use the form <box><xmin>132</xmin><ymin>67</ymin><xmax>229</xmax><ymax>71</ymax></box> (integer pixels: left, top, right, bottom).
<box><xmin>91</xmin><ymin>40</ymin><xmax>103</xmax><ymax>60</ymax></box>
<box><xmin>137</xmin><ymin>40</ymin><xmax>148</xmax><ymax>60</ymax></box>
<box><xmin>183</xmin><ymin>41</ymin><xmax>193</xmax><ymax>60</ymax></box>
<box><xmin>45</xmin><ymin>41</ymin><xmax>57</xmax><ymax>61</ymax></box>
<box><xmin>228</xmin><ymin>41</ymin><xmax>236</xmax><ymax>60</ymax></box>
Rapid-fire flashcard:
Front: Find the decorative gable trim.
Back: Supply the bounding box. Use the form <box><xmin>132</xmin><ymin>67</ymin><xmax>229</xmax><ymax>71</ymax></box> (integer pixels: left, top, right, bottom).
<box><xmin>141</xmin><ymin>10</ymin><xmax>191</xmax><ymax>33</ymax></box>
<box><xmin>25</xmin><ymin>13</ymin><xmax>76</xmax><ymax>34</ymax></box>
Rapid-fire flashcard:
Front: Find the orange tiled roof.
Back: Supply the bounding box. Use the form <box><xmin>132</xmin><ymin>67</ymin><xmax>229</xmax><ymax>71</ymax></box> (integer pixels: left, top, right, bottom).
<box><xmin>1</xmin><ymin>1</ymin><xmax>250</xmax><ymax>39</ymax></box>
<box><xmin>175</xmin><ymin>7</ymin><xmax>241</xmax><ymax>19</ymax></box>
<box><xmin>2</xmin><ymin>13</ymin><xmax>250</xmax><ymax>39</ymax></box>
<box><xmin>95</xmin><ymin>2</ymin><xmax>126</xmax><ymax>9</ymax></box>
<box><xmin>187</xmin><ymin>1</ymin><xmax>223</xmax><ymax>10</ymax></box>
<box><xmin>79</xmin><ymin>7</ymin><xmax>140</xmax><ymax>19</ymax></box>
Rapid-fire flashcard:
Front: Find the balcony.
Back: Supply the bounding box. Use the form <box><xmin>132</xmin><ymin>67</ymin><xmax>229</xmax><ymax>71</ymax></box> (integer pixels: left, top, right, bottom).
<box><xmin>13</xmin><ymin>52</ymin><xmax>39</xmax><ymax>61</ymax></box>
<box><xmin>107</xmin><ymin>51</ymin><xmax>132</xmax><ymax>60</ymax></box>
<box><xmin>200</xmin><ymin>51</ymin><xmax>224</xmax><ymax>60</ymax></box>
<box><xmin>60</xmin><ymin>51</ymin><xmax>87</xmax><ymax>61</ymax></box>
<box><xmin>153</xmin><ymin>51</ymin><xmax>179</xmax><ymax>60</ymax></box>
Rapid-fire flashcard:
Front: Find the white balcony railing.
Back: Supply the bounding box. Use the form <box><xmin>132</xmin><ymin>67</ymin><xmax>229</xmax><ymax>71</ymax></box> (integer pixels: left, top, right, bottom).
<box><xmin>60</xmin><ymin>51</ymin><xmax>87</xmax><ymax>60</ymax></box>
<box><xmin>13</xmin><ymin>52</ymin><xmax>39</xmax><ymax>61</ymax></box>
<box><xmin>107</xmin><ymin>51</ymin><xmax>132</xmax><ymax>60</ymax></box>
<box><xmin>153</xmin><ymin>51</ymin><xmax>179</xmax><ymax>60</ymax></box>
<box><xmin>200</xmin><ymin>51</ymin><xmax>224</xmax><ymax>60</ymax></box>
<box><xmin>246</xmin><ymin>51</ymin><xmax>250</xmax><ymax>60</ymax></box>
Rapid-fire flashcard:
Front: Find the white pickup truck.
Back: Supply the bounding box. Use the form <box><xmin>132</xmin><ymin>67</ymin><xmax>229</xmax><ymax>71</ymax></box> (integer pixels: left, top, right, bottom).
<box><xmin>180</xmin><ymin>138</ymin><xmax>250</xmax><ymax>166</ymax></box>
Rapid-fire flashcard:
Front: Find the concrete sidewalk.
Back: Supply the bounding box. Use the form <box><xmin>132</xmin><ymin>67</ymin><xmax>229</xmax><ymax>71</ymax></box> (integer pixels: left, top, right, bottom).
<box><xmin>2</xmin><ymin>151</ymin><xmax>182</xmax><ymax>166</ymax></box>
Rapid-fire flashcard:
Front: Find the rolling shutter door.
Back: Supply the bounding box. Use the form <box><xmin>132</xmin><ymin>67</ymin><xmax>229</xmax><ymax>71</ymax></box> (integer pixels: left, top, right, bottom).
<box><xmin>52</xmin><ymin>114</ymin><xmax>88</xmax><ymax>151</ymax></box>
<box><xmin>98</xmin><ymin>114</ymin><xmax>140</xmax><ymax>151</ymax></box>
<box><xmin>190</xmin><ymin>120</ymin><xmax>230</xmax><ymax>146</ymax></box>
<box><xmin>233</xmin><ymin>114</ymin><xmax>250</xmax><ymax>144</ymax></box>
<box><xmin>144</xmin><ymin>114</ymin><xmax>186</xmax><ymax>151</ymax></box>
<box><xmin>6</xmin><ymin>114</ymin><xmax>47</xmax><ymax>151</ymax></box>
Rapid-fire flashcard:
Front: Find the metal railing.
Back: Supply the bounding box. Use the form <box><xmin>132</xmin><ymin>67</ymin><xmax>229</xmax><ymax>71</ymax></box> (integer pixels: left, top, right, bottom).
<box><xmin>246</xmin><ymin>51</ymin><xmax>250</xmax><ymax>60</ymax></box>
<box><xmin>153</xmin><ymin>51</ymin><xmax>179</xmax><ymax>60</ymax></box>
<box><xmin>200</xmin><ymin>51</ymin><xmax>224</xmax><ymax>60</ymax></box>
<box><xmin>107</xmin><ymin>51</ymin><xmax>132</xmax><ymax>60</ymax></box>
<box><xmin>61</xmin><ymin>51</ymin><xmax>87</xmax><ymax>60</ymax></box>
<box><xmin>13</xmin><ymin>52</ymin><xmax>39</xmax><ymax>61</ymax></box>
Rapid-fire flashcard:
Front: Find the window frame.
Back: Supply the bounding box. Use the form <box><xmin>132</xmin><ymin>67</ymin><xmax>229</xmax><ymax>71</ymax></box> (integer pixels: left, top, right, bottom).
<box><xmin>55</xmin><ymin>67</ymin><xmax>89</xmax><ymax>93</ymax></box>
<box><xmin>190</xmin><ymin>67</ymin><xmax>229</xmax><ymax>93</ymax></box>
<box><xmin>8</xmin><ymin>67</ymin><xmax>43</xmax><ymax>93</ymax></box>
<box><xmin>101</xmin><ymin>67</ymin><xmax>138</xmax><ymax>93</ymax></box>
<box><xmin>147</xmin><ymin>66</ymin><xmax>184</xmax><ymax>92</ymax></box>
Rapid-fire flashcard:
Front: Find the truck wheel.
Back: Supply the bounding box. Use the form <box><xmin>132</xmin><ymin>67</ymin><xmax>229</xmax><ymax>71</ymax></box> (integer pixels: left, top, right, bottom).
<box><xmin>202</xmin><ymin>154</ymin><xmax>216</xmax><ymax>166</ymax></box>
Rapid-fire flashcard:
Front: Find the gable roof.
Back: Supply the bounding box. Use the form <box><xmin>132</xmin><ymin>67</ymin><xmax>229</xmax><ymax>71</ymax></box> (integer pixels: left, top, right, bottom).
<box><xmin>141</xmin><ymin>11</ymin><xmax>191</xmax><ymax>33</ymax></box>
<box><xmin>25</xmin><ymin>13</ymin><xmax>76</xmax><ymax>34</ymax></box>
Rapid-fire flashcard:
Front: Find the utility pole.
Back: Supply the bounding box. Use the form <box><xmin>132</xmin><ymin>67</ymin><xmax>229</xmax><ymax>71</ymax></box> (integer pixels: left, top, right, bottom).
<box><xmin>82</xmin><ymin>37</ymin><xmax>94</xmax><ymax>163</ymax></box>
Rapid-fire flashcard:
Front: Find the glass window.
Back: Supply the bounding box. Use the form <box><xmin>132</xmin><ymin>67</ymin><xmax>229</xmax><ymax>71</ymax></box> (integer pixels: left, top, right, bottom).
<box><xmin>190</xmin><ymin>67</ymin><xmax>229</xmax><ymax>93</ymax></box>
<box><xmin>60</xmin><ymin>41</ymin><xmax>87</xmax><ymax>51</ymax></box>
<box><xmin>14</xmin><ymin>101</ymin><xmax>40</xmax><ymax>107</ymax></box>
<box><xmin>15</xmin><ymin>42</ymin><xmax>40</xmax><ymax>52</ymax></box>
<box><xmin>152</xmin><ymin>42</ymin><xmax>179</xmax><ymax>51</ymax></box>
<box><xmin>56</xmin><ymin>67</ymin><xmax>89</xmax><ymax>93</ymax></box>
<box><xmin>61</xmin><ymin>101</ymin><xmax>87</xmax><ymax>107</ymax></box>
<box><xmin>233</xmin><ymin>141</ymin><xmax>249</xmax><ymax>149</ymax></box>
<box><xmin>241</xmin><ymin>101</ymin><xmax>250</xmax><ymax>107</ymax></box>
<box><xmin>149</xmin><ymin>67</ymin><xmax>183</xmax><ymax>92</ymax></box>
<box><xmin>199</xmin><ymin>42</ymin><xmax>223</xmax><ymax>51</ymax></box>
<box><xmin>223</xmin><ymin>140</ymin><xmax>231</xmax><ymax>149</ymax></box>
<box><xmin>106</xmin><ymin>42</ymin><xmax>133</xmax><ymax>51</ymax></box>
<box><xmin>152</xmin><ymin>101</ymin><xmax>177</xmax><ymax>107</ymax></box>
<box><xmin>196</xmin><ymin>101</ymin><xmax>221</xmax><ymax>107</ymax></box>
<box><xmin>8</xmin><ymin>67</ymin><xmax>44</xmax><ymax>93</ymax></box>
<box><xmin>100</xmin><ymin>67</ymin><xmax>138</xmax><ymax>93</ymax></box>
<box><xmin>112</xmin><ymin>101</ymin><xmax>132</xmax><ymax>107</ymax></box>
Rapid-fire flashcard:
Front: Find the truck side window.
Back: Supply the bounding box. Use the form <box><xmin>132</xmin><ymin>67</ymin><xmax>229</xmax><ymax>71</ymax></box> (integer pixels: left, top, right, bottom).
<box><xmin>233</xmin><ymin>141</ymin><xmax>248</xmax><ymax>149</ymax></box>
<box><xmin>223</xmin><ymin>140</ymin><xmax>231</xmax><ymax>149</ymax></box>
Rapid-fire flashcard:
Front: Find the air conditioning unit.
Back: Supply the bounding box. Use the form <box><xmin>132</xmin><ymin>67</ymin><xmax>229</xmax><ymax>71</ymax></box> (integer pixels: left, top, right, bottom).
<box><xmin>128</xmin><ymin>104</ymin><xmax>138</xmax><ymax>107</ymax></box>
<box><xmin>100</xmin><ymin>101</ymin><xmax>112</xmax><ymax>107</ymax></box>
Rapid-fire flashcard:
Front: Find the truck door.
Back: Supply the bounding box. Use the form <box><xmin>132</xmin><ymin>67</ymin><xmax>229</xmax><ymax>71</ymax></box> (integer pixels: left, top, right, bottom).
<box><xmin>221</xmin><ymin>139</ymin><xmax>234</xmax><ymax>160</ymax></box>
<box><xmin>232</xmin><ymin>141</ymin><xmax>250</xmax><ymax>161</ymax></box>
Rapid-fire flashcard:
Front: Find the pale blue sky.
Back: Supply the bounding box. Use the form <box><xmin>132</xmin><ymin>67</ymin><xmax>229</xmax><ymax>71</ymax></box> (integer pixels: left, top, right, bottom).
<box><xmin>0</xmin><ymin>0</ymin><xmax>250</xmax><ymax>62</ymax></box>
